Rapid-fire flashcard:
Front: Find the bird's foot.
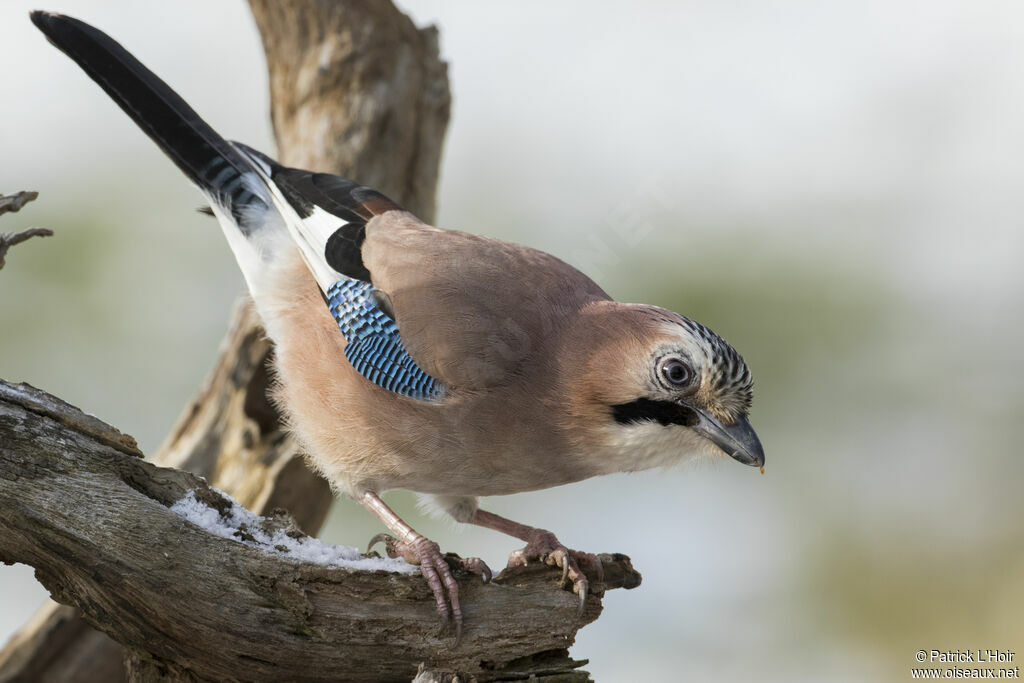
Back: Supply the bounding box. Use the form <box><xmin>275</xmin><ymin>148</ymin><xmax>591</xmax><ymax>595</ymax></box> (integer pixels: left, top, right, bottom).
<box><xmin>368</xmin><ymin>533</ymin><xmax>490</xmax><ymax>641</ymax></box>
<box><xmin>507</xmin><ymin>529</ymin><xmax>604</xmax><ymax>615</ymax></box>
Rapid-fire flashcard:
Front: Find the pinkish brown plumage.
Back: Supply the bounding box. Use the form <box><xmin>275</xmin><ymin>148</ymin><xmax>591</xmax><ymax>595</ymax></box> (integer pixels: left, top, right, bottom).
<box><xmin>35</xmin><ymin>10</ymin><xmax>765</xmax><ymax>638</ymax></box>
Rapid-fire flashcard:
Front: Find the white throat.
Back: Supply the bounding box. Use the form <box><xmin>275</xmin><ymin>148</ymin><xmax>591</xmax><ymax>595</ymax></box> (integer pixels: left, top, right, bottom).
<box><xmin>599</xmin><ymin>422</ymin><xmax>717</xmax><ymax>474</ymax></box>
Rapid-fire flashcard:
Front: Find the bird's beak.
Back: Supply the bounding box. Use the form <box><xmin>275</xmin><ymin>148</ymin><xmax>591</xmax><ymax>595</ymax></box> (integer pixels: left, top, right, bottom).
<box><xmin>692</xmin><ymin>410</ymin><xmax>765</xmax><ymax>468</ymax></box>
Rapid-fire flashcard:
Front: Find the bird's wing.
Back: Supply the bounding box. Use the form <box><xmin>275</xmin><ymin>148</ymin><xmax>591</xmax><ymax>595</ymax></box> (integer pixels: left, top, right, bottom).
<box><xmin>360</xmin><ymin>216</ymin><xmax>612</xmax><ymax>390</ymax></box>
<box><xmin>233</xmin><ymin>145</ymin><xmax>454</xmax><ymax>400</ymax></box>
<box><xmin>236</xmin><ymin>146</ymin><xmax>611</xmax><ymax>392</ymax></box>
<box><xmin>32</xmin><ymin>11</ymin><xmax>608</xmax><ymax>398</ymax></box>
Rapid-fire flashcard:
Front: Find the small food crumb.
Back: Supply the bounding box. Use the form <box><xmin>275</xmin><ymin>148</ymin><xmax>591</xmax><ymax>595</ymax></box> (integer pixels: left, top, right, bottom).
<box><xmin>760</xmin><ymin>466</ymin><xmax>765</xmax><ymax>475</ymax></box>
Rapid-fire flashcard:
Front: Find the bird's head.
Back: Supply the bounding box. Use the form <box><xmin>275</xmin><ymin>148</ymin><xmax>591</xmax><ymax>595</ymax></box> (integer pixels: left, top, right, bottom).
<box><xmin>564</xmin><ymin>301</ymin><xmax>764</xmax><ymax>473</ymax></box>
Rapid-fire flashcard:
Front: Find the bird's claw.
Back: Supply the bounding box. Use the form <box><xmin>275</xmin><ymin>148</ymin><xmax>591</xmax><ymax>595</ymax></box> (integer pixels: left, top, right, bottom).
<box><xmin>457</xmin><ymin>555</ymin><xmax>493</xmax><ymax>583</ymax></box>
<box><xmin>364</xmin><ymin>532</ymin><xmax>491</xmax><ymax>642</ymax></box>
<box><xmin>366</xmin><ymin>532</ymin><xmax>393</xmax><ymax>554</ymax></box>
<box><xmin>507</xmin><ymin>530</ymin><xmax>600</xmax><ymax>617</ymax></box>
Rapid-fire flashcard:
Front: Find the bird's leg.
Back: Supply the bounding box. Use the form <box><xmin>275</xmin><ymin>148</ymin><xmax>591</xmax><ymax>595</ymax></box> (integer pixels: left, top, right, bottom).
<box><xmin>360</xmin><ymin>492</ymin><xmax>489</xmax><ymax>640</ymax></box>
<box><xmin>468</xmin><ymin>509</ymin><xmax>603</xmax><ymax>615</ymax></box>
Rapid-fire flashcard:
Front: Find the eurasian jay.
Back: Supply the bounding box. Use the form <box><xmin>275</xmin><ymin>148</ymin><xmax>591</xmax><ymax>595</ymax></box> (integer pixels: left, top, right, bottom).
<box><xmin>32</xmin><ymin>12</ymin><xmax>765</xmax><ymax>637</ymax></box>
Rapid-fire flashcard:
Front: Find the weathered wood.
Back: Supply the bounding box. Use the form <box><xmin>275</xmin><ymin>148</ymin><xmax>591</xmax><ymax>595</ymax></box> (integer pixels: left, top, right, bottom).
<box><xmin>0</xmin><ymin>603</ymin><xmax>125</xmax><ymax>683</ymax></box>
<box><xmin>248</xmin><ymin>0</ymin><xmax>451</xmax><ymax>221</ymax></box>
<box><xmin>152</xmin><ymin>300</ymin><xmax>333</xmax><ymax>534</ymax></box>
<box><xmin>0</xmin><ymin>0</ymin><xmax>453</xmax><ymax>678</ymax></box>
<box><xmin>0</xmin><ymin>380</ymin><xmax>640</xmax><ymax>681</ymax></box>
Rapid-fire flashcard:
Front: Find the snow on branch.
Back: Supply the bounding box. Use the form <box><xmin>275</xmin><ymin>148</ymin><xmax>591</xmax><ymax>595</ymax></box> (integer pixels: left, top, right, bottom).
<box><xmin>0</xmin><ymin>380</ymin><xmax>641</xmax><ymax>681</ymax></box>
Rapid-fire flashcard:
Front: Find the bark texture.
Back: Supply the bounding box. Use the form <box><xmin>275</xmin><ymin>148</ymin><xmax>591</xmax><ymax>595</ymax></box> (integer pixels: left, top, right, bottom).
<box><xmin>0</xmin><ymin>381</ymin><xmax>641</xmax><ymax>682</ymax></box>
<box><xmin>1</xmin><ymin>0</ymin><xmax>452</xmax><ymax>679</ymax></box>
<box><xmin>249</xmin><ymin>0</ymin><xmax>451</xmax><ymax>220</ymax></box>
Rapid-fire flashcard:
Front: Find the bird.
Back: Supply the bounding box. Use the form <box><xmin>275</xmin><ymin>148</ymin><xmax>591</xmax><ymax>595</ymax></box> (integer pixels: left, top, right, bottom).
<box><xmin>31</xmin><ymin>11</ymin><xmax>765</xmax><ymax>639</ymax></box>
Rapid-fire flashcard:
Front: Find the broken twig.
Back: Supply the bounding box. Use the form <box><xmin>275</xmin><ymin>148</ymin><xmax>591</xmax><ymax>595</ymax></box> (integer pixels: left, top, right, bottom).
<box><xmin>0</xmin><ymin>191</ymin><xmax>39</xmax><ymax>216</ymax></box>
<box><xmin>0</xmin><ymin>192</ymin><xmax>51</xmax><ymax>270</ymax></box>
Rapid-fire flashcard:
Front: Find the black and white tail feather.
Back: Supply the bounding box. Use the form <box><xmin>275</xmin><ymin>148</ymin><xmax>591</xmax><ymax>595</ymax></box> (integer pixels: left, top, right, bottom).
<box><xmin>32</xmin><ymin>11</ymin><xmax>444</xmax><ymax>401</ymax></box>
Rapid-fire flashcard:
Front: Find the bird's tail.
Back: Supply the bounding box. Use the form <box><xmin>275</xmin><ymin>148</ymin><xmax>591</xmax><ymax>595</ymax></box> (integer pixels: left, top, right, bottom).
<box><xmin>30</xmin><ymin>11</ymin><xmax>269</xmax><ymax>231</ymax></box>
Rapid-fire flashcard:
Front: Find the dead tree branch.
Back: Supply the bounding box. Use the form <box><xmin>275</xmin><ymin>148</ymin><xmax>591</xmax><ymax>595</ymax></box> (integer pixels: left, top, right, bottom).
<box><xmin>0</xmin><ymin>191</ymin><xmax>39</xmax><ymax>216</ymax></box>
<box><xmin>0</xmin><ymin>228</ymin><xmax>52</xmax><ymax>269</ymax></box>
<box><xmin>0</xmin><ymin>380</ymin><xmax>640</xmax><ymax>682</ymax></box>
<box><xmin>0</xmin><ymin>192</ymin><xmax>50</xmax><ymax>271</ymax></box>
<box><xmin>0</xmin><ymin>1</ymin><xmax>643</xmax><ymax>679</ymax></box>
<box><xmin>2</xmin><ymin>1</ymin><xmax>454</xmax><ymax>678</ymax></box>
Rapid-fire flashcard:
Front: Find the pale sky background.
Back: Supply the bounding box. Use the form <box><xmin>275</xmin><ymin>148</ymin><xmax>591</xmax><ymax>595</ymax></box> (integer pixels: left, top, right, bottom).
<box><xmin>2</xmin><ymin>1</ymin><xmax>1023</xmax><ymax>681</ymax></box>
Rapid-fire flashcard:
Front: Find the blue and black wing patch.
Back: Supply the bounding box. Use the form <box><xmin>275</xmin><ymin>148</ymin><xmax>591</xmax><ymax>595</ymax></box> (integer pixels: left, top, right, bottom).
<box><xmin>230</xmin><ymin>144</ymin><xmax>429</xmax><ymax>398</ymax></box>
<box><xmin>326</xmin><ymin>279</ymin><xmax>444</xmax><ymax>401</ymax></box>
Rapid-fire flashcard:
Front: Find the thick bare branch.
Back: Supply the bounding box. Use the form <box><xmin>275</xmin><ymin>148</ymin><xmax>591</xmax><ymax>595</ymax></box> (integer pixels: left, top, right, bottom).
<box><xmin>0</xmin><ymin>3</ymin><xmax>644</xmax><ymax>679</ymax></box>
<box><xmin>248</xmin><ymin>0</ymin><xmax>450</xmax><ymax>221</ymax></box>
<box><xmin>0</xmin><ymin>380</ymin><xmax>639</xmax><ymax>682</ymax></box>
<box><xmin>2</xmin><ymin>1</ymin><xmax>453</xmax><ymax>677</ymax></box>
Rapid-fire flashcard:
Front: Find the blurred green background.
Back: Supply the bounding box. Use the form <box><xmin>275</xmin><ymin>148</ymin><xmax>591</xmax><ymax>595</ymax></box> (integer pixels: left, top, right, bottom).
<box><xmin>2</xmin><ymin>1</ymin><xmax>1022</xmax><ymax>680</ymax></box>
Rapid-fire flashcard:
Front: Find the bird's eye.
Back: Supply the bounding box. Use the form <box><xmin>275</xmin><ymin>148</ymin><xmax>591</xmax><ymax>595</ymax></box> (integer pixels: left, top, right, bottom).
<box><xmin>659</xmin><ymin>358</ymin><xmax>692</xmax><ymax>387</ymax></box>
